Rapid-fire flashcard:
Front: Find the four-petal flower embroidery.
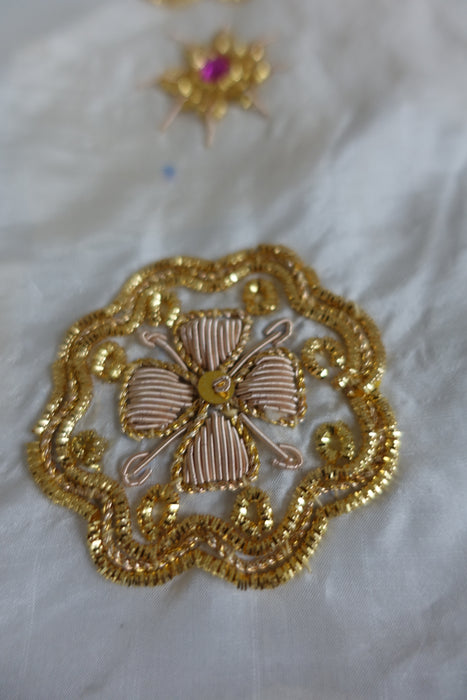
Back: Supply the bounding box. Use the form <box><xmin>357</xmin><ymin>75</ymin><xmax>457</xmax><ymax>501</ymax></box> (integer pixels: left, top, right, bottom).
<box><xmin>120</xmin><ymin>309</ymin><xmax>306</xmax><ymax>491</ymax></box>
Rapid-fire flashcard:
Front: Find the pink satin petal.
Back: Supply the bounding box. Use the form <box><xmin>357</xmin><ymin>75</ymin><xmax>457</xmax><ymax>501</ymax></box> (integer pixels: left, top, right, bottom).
<box><xmin>236</xmin><ymin>351</ymin><xmax>303</xmax><ymax>425</ymax></box>
<box><xmin>183</xmin><ymin>412</ymin><xmax>250</xmax><ymax>488</ymax></box>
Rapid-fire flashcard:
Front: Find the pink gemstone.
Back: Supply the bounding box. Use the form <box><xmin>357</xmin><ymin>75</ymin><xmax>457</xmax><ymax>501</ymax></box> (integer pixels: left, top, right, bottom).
<box><xmin>199</xmin><ymin>55</ymin><xmax>230</xmax><ymax>83</ymax></box>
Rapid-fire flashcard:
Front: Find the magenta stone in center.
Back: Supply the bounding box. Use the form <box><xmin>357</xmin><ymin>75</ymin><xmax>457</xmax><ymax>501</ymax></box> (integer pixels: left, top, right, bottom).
<box><xmin>199</xmin><ymin>55</ymin><xmax>230</xmax><ymax>83</ymax></box>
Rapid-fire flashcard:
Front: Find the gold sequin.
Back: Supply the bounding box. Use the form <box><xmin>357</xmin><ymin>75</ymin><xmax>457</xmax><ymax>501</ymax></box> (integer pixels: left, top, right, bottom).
<box><xmin>90</xmin><ymin>341</ymin><xmax>127</xmax><ymax>382</ymax></box>
<box><xmin>146</xmin><ymin>290</ymin><xmax>180</xmax><ymax>328</ymax></box>
<box><xmin>243</xmin><ymin>278</ymin><xmax>279</xmax><ymax>315</ymax></box>
<box><xmin>70</xmin><ymin>430</ymin><xmax>108</xmax><ymax>470</ymax></box>
<box><xmin>231</xmin><ymin>486</ymin><xmax>274</xmax><ymax>537</ymax></box>
<box><xmin>314</xmin><ymin>422</ymin><xmax>356</xmax><ymax>463</ymax></box>
<box><xmin>137</xmin><ymin>484</ymin><xmax>180</xmax><ymax>541</ymax></box>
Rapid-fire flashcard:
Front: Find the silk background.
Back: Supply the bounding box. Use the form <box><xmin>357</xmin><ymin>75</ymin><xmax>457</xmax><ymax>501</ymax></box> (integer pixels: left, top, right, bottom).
<box><xmin>1</xmin><ymin>1</ymin><xmax>466</xmax><ymax>698</ymax></box>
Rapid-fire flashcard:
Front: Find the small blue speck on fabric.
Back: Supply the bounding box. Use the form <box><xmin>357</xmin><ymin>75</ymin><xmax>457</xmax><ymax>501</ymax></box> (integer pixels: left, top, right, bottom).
<box><xmin>162</xmin><ymin>164</ymin><xmax>176</xmax><ymax>180</ymax></box>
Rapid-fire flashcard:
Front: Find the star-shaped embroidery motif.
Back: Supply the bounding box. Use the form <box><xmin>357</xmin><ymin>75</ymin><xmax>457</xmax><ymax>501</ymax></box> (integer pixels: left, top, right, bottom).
<box><xmin>154</xmin><ymin>31</ymin><xmax>272</xmax><ymax>145</ymax></box>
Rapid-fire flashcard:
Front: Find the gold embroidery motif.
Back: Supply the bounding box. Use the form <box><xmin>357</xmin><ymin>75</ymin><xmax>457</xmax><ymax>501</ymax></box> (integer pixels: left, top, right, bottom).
<box><xmin>28</xmin><ymin>246</ymin><xmax>399</xmax><ymax>589</ymax></box>
<box><xmin>155</xmin><ymin>31</ymin><xmax>272</xmax><ymax>145</ymax></box>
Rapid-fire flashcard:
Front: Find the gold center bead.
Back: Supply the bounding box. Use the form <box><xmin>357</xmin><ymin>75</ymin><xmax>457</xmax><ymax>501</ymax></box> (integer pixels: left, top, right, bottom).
<box><xmin>197</xmin><ymin>370</ymin><xmax>235</xmax><ymax>404</ymax></box>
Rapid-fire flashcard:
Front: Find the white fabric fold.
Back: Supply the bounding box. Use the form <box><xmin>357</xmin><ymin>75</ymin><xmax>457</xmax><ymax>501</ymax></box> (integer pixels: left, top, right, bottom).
<box><xmin>1</xmin><ymin>1</ymin><xmax>466</xmax><ymax>698</ymax></box>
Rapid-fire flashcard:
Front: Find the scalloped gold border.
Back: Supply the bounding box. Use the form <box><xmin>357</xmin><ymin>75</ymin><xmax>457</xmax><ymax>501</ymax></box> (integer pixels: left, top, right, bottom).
<box><xmin>27</xmin><ymin>245</ymin><xmax>399</xmax><ymax>589</ymax></box>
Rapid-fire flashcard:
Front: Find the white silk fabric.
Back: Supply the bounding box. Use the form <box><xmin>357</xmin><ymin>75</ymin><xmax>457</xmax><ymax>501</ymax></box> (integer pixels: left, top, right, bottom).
<box><xmin>1</xmin><ymin>1</ymin><xmax>467</xmax><ymax>698</ymax></box>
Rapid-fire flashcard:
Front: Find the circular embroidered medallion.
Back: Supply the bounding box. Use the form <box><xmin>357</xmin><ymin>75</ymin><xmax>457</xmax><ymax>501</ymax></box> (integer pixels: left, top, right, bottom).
<box><xmin>28</xmin><ymin>246</ymin><xmax>399</xmax><ymax>589</ymax></box>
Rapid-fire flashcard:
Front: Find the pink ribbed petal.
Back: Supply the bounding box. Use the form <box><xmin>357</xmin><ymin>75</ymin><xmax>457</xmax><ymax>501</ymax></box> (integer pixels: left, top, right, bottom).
<box><xmin>122</xmin><ymin>364</ymin><xmax>195</xmax><ymax>436</ymax></box>
<box><xmin>183</xmin><ymin>412</ymin><xmax>249</xmax><ymax>489</ymax></box>
<box><xmin>177</xmin><ymin>314</ymin><xmax>245</xmax><ymax>371</ymax></box>
<box><xmin>236</xmin><ymin>351</ymin><xmax>303</xmax><ymax>424</ymax></box>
